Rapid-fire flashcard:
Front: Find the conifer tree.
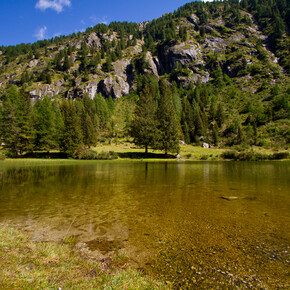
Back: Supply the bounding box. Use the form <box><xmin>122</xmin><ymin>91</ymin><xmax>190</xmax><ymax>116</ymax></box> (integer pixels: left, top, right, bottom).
<box><xmin>0</xmin><ymin>86</ymin><xmax>33</xmax><ymax>156</ymax></box>
<box><xmin>60</xmin><ymin>100</ymin><xmax>82</xmax><ymax>156</ymax></box>
<box><xmin>94</xmin><ymin>93</ymin><xmax>110</xmax><ymax>130</ymax></box>
<box><xmin>156</xmin><ymin>79</ymin><xmax>180</xmax><ymax>155</ymax></box>
<box><xmin>130</xmin><ymin>81</ymin><xmax>158</xmax><ymax>154</ymax></box>
<box><xmin>33</xmin><ymin>96</ymin><xmax>57</xmax><ymax>151</ymax></box>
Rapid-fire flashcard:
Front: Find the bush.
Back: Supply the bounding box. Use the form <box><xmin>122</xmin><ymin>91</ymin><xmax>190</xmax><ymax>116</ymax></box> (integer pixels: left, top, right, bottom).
<box><xmin>221</xmin><ymin>149</ymin><xmax>272</xmax><ymax>161</ymax></box>
<box><xmin>73</xmin><ymin>145</ymin><xmax>98</xmax><ymax>160</ymax></box>
<box><xmin>271</xmin><ymin>152</ymin><xmax>289</xmax><ymax>160</ymax></box>
<box><xmin>73</xmin><ymin>145</ymin><xmax>118</xmax><ymax>160</ymax></box>
<box><xmin>200</xmin><ymin>154</ymin><xmax>209</xmax><ymax>160</ymax></box>
<box><xmin>221</xmin><ymin>150</ymin><xmax>239</xmax><ymax>160</ymax></box>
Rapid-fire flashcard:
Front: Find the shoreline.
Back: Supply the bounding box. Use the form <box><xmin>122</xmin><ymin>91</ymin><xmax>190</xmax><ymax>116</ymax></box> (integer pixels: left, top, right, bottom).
<box><xmin>0</xmin><ymin>225</ymin><xmax>166</xmax><ymax>289</ymax></box>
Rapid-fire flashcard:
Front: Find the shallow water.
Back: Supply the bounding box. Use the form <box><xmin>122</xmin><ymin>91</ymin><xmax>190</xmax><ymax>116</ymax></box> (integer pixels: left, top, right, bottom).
<box><xmin>0</xmin><ymin>160</ymin><xmax>289</xmax><ymax>287</ymax></box>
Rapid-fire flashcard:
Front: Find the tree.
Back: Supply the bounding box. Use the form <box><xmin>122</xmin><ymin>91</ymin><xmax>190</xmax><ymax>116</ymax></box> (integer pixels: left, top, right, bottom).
<box><xmin>60</xmin><ymin>100</ymin><xmax>82</xmax><ymax>156</ymax></box>
<box><xmin>33</xmin><ymin>96</ymin><xmax>57</xmax><ymax>151</ymax></box>
<box><xmin>0</xmin><ymin>86</ymin><xmax>33</xmax><ymax>156</ymax></box>
<box><xmin>102</xmin><ymin>55</ymin><xmax>113</xmax><ymax>72</ymax></box>
<box><xmin>156</xmin><ymin>79</ymin><xmax>180</xmax><ymax>155</ymax></box>
<box><xmin>77</xmin><ymin>100</ymin><xmax>97</xmax><ymax>148</ymax></box>
<box><xmin>63</xmin><ymin>54</ymin><xmax>72</xmax><ymax>71</ymax></box>
<box><xmin>130</xmin><ymin>80</ymin><xmax>158</xmax><ymax>154</ymax></box>
<box><xmin>94</xmin><ymin>93</ymin><xmax>110</xmax><ymax>130</ymax></box>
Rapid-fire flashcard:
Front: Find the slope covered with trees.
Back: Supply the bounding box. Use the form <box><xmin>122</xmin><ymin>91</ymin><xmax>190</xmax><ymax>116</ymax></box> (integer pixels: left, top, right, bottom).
<box><xmin>0</xmin><ymin>0</ymin><xmax>289</xmax><ymax>157</ymax></box>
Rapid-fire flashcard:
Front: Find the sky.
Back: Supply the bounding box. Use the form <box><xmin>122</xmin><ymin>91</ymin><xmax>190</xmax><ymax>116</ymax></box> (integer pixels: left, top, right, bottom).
<box><xmin>0</xmin><ymin>0</ymin><xmax>201</xmax><ymax>46</ymax></box>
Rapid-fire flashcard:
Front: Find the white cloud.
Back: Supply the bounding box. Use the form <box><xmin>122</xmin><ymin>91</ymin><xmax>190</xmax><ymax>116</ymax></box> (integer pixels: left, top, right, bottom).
<box><xmin>35</xmin><ymin>26</ymin><xmax>47</xmax><ymax>40</ymax></box>
<box><xmin>35</xmin><ymin>0</ymin><xmax>71</xmax><ymax>13</ymax></box>
<box><xmin>53</xmin><ymin>32</ymin><xmax>61</xmax><ymax>37</ymax></box>
<box><xmin>90</xmin><ymin>16</ymin><xmax>108</xmax><ymax>25</ymax></box>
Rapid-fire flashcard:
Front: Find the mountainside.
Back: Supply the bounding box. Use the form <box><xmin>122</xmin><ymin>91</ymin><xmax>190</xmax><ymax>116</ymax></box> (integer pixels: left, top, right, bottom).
<box><xmin>0</xmin><ymin>0</ymin><xmax>289</xmax><ymax>157</ymax></box>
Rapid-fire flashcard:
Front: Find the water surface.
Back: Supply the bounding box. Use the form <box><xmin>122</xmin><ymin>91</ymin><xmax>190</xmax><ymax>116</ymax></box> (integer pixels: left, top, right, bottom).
<box><xmin>0</xmin><ymin>160</ymin><xmax>289</xmax><ymax>287</ymax></box>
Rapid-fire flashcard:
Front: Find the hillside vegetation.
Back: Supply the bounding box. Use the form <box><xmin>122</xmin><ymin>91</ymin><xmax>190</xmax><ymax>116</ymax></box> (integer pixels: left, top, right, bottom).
<box><xmin>0</xmin><ymin>0</ymin><xmax>289</xmax><ymax>158</ymax></box>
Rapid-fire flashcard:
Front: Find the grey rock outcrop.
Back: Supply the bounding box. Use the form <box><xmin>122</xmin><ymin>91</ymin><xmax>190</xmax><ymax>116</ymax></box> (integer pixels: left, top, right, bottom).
<box><xmin>145</xmin><ymin>51</ymin><xmax>159</xmax><ymax>77</ymax></box>
<box><xmin>158</xmin><ymin>40</ymin><xmax>203</xmax><ymax>74</ymax></box>
<box><xmin>29</xmin><ymin>85</ymin><xmax>61</xmax><ymax>100</ymax></box>
<box><xmin>86</xmin><ymin>33</ymin><xmax>102</xmax><ymax>49</ymax></box>
<box><xmin>84</xmin><ymin>81</ymin><xmax>98</xmax><ymax>99</ymax></box>
<box><xmin>98</xmin><ymin>76</ymin><xmax>130</xmax><ymax>99</ymax></box>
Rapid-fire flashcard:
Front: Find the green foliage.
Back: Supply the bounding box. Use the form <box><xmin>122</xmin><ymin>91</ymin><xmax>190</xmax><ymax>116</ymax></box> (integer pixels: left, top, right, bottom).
<box><xmin>0</xmin><ymin>86</ymin><xmax>34</xmax><ymax>157</ymax></box>
<box><xmin>60</xmin><ymin>100</ymin><xmax>82</xmax><ymax>156</ymax></box>
<box><xmin>156</xmin><ymin>79</ymin><xmax>180</xmax><ymax>155</ymax></box>
<box><xmin>130</xmin><ymin>78</ymin><xmax>158</xmax><ymax>153</ymax></box>
<box><xmin>221</xmin><ymin>149</ymin><xmax>289</xmax><ymax>160</ymax></box>
<box><xmin>73</xmin><ymin>145</ymin><xmax>118</xmax><ymax>160</ymax></box>
<box><xmin>33</xmin><ymin>96</ymin><xmax>59</xmax><ymax>151</ymax></box>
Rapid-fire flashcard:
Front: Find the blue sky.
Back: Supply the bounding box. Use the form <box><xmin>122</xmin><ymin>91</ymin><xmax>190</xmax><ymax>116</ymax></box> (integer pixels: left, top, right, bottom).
<box><xmin>0</xmin><ymin>0</ymin><xmax>195</xmax><ymax>46</ymax></box>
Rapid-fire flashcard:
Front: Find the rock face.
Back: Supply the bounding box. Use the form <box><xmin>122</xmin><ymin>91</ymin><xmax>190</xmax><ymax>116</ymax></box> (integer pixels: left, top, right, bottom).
<box><xmin>158</xmin><ymin>41</ymin><xmax>202</xmax><ymax>72</ymax></box>
<box><xmin>30</xmin><ymin>85</ymin><xmax>61</xmax><ymax>99</ymax></box>
<box><xmin>84</xmin><ymin>82</ymin><xmax>98</xmax><ymax>99</ymax></box>
<box><xmin>145</xmin><ymin>51</ymin><xmax>159</xmax><ymax>77</ymax></box>
<box><xmin>86</xmin><ymin>33</ymin><xmax>101</xmax><ymax>49</ymax></box>
<box><xmin>98</xmin><ymin>76</ymin><xmax>130</xmax><ymax>99</ymax></box>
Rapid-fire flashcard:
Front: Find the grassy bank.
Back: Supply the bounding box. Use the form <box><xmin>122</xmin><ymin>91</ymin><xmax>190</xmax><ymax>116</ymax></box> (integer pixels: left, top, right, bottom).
<box><xmin>0</xmin><ymin>226</ymin><xmax>165</xmax><ymax>289</ymax></box>
<box><xmin>1</xmin><ymin>141</ymin><xmax>289</xmax><ymax>162</ymax></box>
<box><xmin>92</xmin><ymin>142</ymin><xmax>289</xmax><ymax>161</ymax></box>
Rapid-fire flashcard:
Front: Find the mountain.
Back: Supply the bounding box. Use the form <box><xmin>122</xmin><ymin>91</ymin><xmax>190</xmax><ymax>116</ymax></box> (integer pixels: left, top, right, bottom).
<box><xmin>0</xmin><ymin>0</ymin><xmax>289</xmax><ymax>157</ymax></box>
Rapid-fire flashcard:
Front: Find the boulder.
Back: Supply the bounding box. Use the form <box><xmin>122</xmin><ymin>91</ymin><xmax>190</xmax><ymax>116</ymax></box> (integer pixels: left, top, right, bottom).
<box><xmin>29</xmin><ymin>85</ymin><xmax>61</xmax><ymax>99</ymax></box>
<box><xmin>160</xmin><ymin>41</ymin><xmax>202</xmax><ymax>71</ymax></box>
<box><xmin>98</xmin><ymin>76</ymin><xmax>130</xmax><ymax>99</ymax></box>
<box><xmin>28</xmin><ymin>59</ymin><xmax>39</xmax><ymax>68</ymax></box>
<box><xmin>84</xmin><ymin>81</ymin><xmax>98</xmax><ymax>99</ymax></box>
<box><xmin>220</xmin><ymin>196</ymin><xmax>239</xmax><ymax>201</ymax></box>
<box><xmin>145</xmin><ymin>51</ymin><xmax>159</xmax><ymax>77</ymax></box>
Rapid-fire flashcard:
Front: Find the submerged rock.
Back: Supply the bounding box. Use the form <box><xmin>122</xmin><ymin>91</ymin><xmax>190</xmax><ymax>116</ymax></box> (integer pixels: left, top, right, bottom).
<box><xmin>220</xmin><ymin>196</ymin><xmax>239</xmax><ymax>201</ymax></box>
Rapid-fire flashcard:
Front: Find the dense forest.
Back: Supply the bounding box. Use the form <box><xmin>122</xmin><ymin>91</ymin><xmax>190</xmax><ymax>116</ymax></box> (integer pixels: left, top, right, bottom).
<box><xmin>0</xmin><ymin>0</ymin><xmax>289</xmax><ymax>158</ymax></box>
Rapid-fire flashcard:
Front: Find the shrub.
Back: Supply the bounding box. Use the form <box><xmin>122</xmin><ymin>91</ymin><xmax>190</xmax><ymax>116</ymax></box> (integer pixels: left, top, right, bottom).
<box><xmin>271</xmin><ymin>152</ymin><xmax>289</xmax><ymax>160</ymax></box>
<box><xmin>73</xmin><ymin>145</ymin><xmax>98</xmax><ymax>160</ymax></box>
<box><xmin>73</xmin><ymin>145</ymin><xmax>118</xmax><ymax>160</ymax></box>
<box><xmin>200</xmin><ymin>154</ymin><xmax>209</xmax><ymax>160</ymax></box>
<box><xmin>221</xmin><ymin>150</ymin><xmax>239</xmax><ymax>160</ymax></box>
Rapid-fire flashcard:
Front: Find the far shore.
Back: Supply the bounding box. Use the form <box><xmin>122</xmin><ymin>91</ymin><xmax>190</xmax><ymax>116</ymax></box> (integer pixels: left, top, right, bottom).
<box><xmin>0</xmin><ymin>142</ymin><xmax>289</xmax><ymax>162</ymax></box>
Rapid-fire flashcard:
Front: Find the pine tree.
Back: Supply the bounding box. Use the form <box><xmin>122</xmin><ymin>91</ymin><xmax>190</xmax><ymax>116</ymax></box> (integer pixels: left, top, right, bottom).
<box><xmin>0</xmin><ymin>86</ymin><xmax>33</xmax><ymax>156</ymax></box>
<box><xmin>63</xmin><ymin>54</ymin><xmax>72</xmax><ymax>71</ymax></box>
<box><xmin>156</xmin><ymin>79</ymin><xmax>180</xmax><ymax>155</ymax></box>
<box><xmin>33</xmin><ymin>96</ymin><xmax>57</xmax><ymax>151</ymax></box>
<box><xmin>0</xmin><ymin>86</ymin><xmax>21</xmax><ymax>156</ymax></box>
<box><xmin>94</xmin><ymin>93</ymin><xmax>110</xmax><ymax>130</ymax></box>
<box><xmin>83</xmin><ymin>113</ymin><xmax>97</xmax><ymax>148</ymax></box>
<box><xmin>130</xmin><ymin>81</ymin><xmax>158</xmax><ymax>154</ymax></box>
<box><xmin>60</xmin><ymin>100</ymin><xmax>82</xmax><ymax>156</ymax></box>
<box><xmin>77</xmin><ymin>100</ymin><xmax>97</xmax><ymax>148</ymax></box>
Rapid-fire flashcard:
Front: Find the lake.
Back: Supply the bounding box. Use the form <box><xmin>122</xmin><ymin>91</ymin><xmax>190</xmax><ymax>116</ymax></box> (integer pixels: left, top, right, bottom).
<box><xmin>0</xmin><ymin>160</ymin><xmax>289</xmax><ymax>288</ymax></box>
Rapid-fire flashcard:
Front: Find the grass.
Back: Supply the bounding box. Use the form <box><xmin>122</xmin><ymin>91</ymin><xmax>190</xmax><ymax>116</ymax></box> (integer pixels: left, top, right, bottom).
<box><xmin>1</xmin><ymin>140</ymin><xmax>288</xmax><ymax>162</ymax></box>
<box><xmin>93</xmin><ymin>140</ymin><xmax>226</xmax><ymax>161</ymax></box>
<box><xmin>0</xmin><ymin>226</ymin><xmax>166</xmax><ymax>289</ymax></box>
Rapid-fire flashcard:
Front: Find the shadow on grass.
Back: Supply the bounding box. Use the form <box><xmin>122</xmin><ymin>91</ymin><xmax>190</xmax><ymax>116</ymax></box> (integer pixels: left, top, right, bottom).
<box><xmin>117</xmin><ymin>152</ymin><xmax>176</xmax><ymax>159</ymax></box>
<box><xmin>21</xmin><ymin>152</ymin><xmax>68</xmax><ymax>159</ymax></box>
